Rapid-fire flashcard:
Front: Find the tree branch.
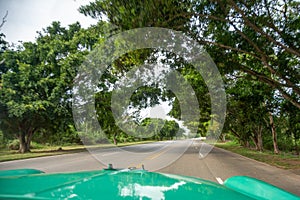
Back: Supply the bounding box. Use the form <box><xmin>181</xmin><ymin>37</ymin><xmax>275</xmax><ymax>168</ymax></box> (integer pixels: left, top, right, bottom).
<box><xmin>226</xmin><ymin>0</ymin><xmax>300</xmax><ymax>57</ymax></box>
<box><xmin>195</xmin><ymin>38</ymin><xmax>261</xmax><ymax>60</ymax></box>
<box><xmin>193</xmin><ymin>2</ymin><xmax>300</xmax><ymax>96</ymax></box>
<box><xmin>238</xmin><ymin>64</ymin><xmax>300</xmax><ymax>109</ymax></box>
<box><xmin>0</xmin><ymin>11</ymin><xmax>8</xmax><ymax>30</ymax></box>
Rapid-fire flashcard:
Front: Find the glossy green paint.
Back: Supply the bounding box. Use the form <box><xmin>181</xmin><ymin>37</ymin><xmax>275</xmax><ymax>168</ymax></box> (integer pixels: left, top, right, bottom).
<box><xmin>0</xmin><ymin>169</ymin><xmax>298</xmax><ymax>200</ymax></box>
<box><xmin>224</xmin><ymin>176</ymin><xmax>300</xmax><ymax>200</ymax></box>
<box><xmin>0</xmin><ymin>169</ymin><xmax>44</xmax><ymax>177</ymax></box>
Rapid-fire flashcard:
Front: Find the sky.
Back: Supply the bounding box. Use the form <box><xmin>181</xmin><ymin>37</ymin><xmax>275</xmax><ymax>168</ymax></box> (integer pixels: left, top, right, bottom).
<box><xmin>0</xmin><ymin>0</ymin><xmax>97</xmax><ymax>43</ymax></box>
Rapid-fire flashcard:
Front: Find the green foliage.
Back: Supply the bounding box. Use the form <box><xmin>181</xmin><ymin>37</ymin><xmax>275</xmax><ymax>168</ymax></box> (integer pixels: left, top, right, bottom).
<box><xmin>224</xmin><ymin>74</ymin><xmax>273</xmax><ymax>150</ymax></box>
<box><xmin>194</xmin><ymin>0</ymin><xmax>300</xmax><ymax>108</ymax></box>
<box><xmin>5</xmin><ymin>139</ymin><xmax>45</xmax><ymax>151</ymax></box>
<box><xmin>7</xmin><ymin>139</ymin><xmax>19</xmax><ymax>150</ymax></box>
<box><xmin>160</xmin><ymin>120</ymin><xmax>180</xmax><ymax>140</ymax></box>
<box><xmin>0</xmin><ymin>22</ymin><xmax>106</xmax><ymax>152</ymax></box>
<box><xmin>1</xmin><ymin>0</ymin><xmax>299</xmax><ymax>154</ymax></box>
<box><xmin>0</xmin><ymin>131</ymin><xmax>4</xmax><ymax>148</ymax></box>
<box><xmin>79</xmin><ymin>0</ymin><xmax>191</xmax><ymax>31</ymax></box>
<box><xmin>140</xmin><ymin>118</ymin><xmax>179</xmax><ymax>140</ymax></box>
<box><xmin>80</xmin><ymin>0</ymin><xmax>300</xmax><ymax>110</ymax></box>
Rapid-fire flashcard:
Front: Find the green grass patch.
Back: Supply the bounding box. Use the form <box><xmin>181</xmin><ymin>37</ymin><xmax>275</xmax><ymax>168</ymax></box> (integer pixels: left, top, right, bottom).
<box><xmin>0</xmin><ymin>140</ymin><xmax>156</xmax><ymax>162</ymax></box>
<box><xmin>215</xmin><ymin>141</ymin><xmax>300</xmax><ymax>170</ymax></box>
<box><xmin>0</xmin><ymin>145</ymin><xmax>87</xmax><ymax>162</ymax></box>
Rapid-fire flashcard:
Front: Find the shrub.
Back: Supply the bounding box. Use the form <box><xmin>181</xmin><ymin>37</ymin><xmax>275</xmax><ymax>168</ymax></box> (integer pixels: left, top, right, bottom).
<box><xmin>7</xmin><ymin>139</ymin><xmax>19</xmax><ymax>150</ymax></box>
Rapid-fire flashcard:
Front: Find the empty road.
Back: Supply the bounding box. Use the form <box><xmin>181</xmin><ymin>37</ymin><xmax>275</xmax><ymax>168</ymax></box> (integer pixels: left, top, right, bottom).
<box><xmin>0</xmin><ymin>140</ymin><xmax>299</xmax><ymax>196</ymax></box>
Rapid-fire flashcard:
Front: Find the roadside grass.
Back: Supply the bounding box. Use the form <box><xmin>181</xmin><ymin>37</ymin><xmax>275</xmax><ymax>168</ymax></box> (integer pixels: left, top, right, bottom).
<box><xmin>0</xmin><ymin>140</ymin><xmax>156</xmax><ymax>162</ymax></box>
<box><xmin>0</xmin><ymin>144</ymin><xmax>88</xmax><ymax>162</ymax></box>
<box><xmin>215</xmin><ymin>141</ymin><xmax>300</xmax><ymax>171</ymax></box>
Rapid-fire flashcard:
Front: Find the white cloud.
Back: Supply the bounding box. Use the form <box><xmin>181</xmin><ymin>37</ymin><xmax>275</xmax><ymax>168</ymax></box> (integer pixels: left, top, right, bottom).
<box><xmin>0</xmin><ymin>0</ymin><xmax>97</xmax><ymax>43</ymax></box>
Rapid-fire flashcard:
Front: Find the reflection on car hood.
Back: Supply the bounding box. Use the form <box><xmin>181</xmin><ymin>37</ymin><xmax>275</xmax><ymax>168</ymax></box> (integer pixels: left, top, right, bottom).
<box><xmin>0</xmin><ymin>168</ymin><xmax>299</xmax><ymax>200</ymax></box>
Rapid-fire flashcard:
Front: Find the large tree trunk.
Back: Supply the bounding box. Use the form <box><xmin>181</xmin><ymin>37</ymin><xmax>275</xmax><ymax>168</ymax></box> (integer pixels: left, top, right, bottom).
<box><xmin>113</xmin><ymin>133</ymin><xmax>117</xmax><ymax>145</ymax></box>
<box><xmin>257</xmin><ymin>125</ymin><xmax>264</xmax><ymax>152</ymax></box>
<box><xmin>220</xmin><ymin>133</ymin><xmax>226</xmax><ymax>142</ymax></box>
<box><xmin>251</xmin><ymin>136</ymin><xmax>258</xmax><ymax>150</ymax></box>
<box><xmin>242</xmin><ymin>139</ymin><xmax>250</xmax><ymax>148</ymax></box>
<box><xmin>269</xmin><ymin>112</ymin><xmax>279</xmax><ymax>154</ymax></box>
<box><xmin>19</xmin><ymin>132</ymin><xmax>30</xmax><ymax>153</ymax></box>
<box><xmin>252</xmin><ymin>125</ymin><xmax>263</xmax><ymax>151</ymax></box>
<box><xmin>18</xmin><ymin>128</ymin><xmax>34</xmax><ymax>153</ymax></box>
<box><xmin>230</xmin><ymin>128</ymin><xmax>247</xmax><ymax>146</ymax></box>
<box><xmin>245</xmin><ymin>140</ymin><xmax>250</xmax><ymax>148</ymax></box>
<box><xmin>295</xmin><ymin>142</ymin><xmax>299</xmax><ymax>156</ymax></box>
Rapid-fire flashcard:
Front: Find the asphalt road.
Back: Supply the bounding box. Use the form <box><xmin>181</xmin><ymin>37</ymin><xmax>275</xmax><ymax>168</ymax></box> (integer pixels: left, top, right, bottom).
<box><xmin>0</xmin><ymin>140</ymin><xmax>299</xmax><ymax>196</ymax></box>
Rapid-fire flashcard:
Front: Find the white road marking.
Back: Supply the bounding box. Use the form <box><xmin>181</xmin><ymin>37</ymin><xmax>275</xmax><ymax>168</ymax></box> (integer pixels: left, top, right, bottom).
<box><xmin>216</xmin><ymin>177</ymin><xmax>224</xmax><ymax>184</ymax></box>
<box><xmin>101</xmin><ymin>152</ymin><xmax>120</xmax><ymax>156</ymax></box>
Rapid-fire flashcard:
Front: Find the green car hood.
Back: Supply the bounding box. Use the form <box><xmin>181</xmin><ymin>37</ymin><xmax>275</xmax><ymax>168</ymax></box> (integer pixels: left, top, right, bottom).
<box><xmin>0</xmin><ymin>168</ymin><xmax>299</xmax><ymax>200</ymax></box>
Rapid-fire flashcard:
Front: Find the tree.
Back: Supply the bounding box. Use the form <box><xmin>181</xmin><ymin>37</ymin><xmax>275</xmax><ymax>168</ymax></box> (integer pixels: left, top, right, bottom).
<box><xmin>80</xmin><ymin>0</ymin><xmax>299</xmax><ymax>109</ymax></box>
<box><xmin>79</xmin><ymin>0</ymin><xmax>191</xmax><ymax>31</ymax></box>
<box><xmin>225</xmin><ymin>74</ymin><xmax>274</xmax><ymax>151</ymax></box>
<box><xmin>0</xmin><ymin>22</ymin><xmax>91</xmax><ymax>152</ymax></box>
<box><xmin>95</xmin><ymin>91</ymin><xmax>122</xmax><ymax>145</ymax></box>
<box><xmin>189</xmin><ymin>0</ymin><xmax>300</xmax><ymax>109</ymax></box>
<box><xmin>77</xmin><ymin>0</ymin><xmax>300</xmax><ymax>152</ymax></box>
<box><xmin>268</xmin><ymin>107</ymin><xmax>280</xmax><ymax>154</ymax></box>
<box><xmin>281</xmin><ymin>100</ymin><xmax>300</xmax><ymax>154</ymax></box>
<box><xmin>160</xmin><ymin>120</ymin><xmax>179</xmax><ymax>140</ymax></box>
<box><xmin>0</xmin><ymin>11</ymin><xmax>8</xmax><ymax>83</ymax></box>
<box><xmin>0</xmin><ymin>11</ymin><xmax>8</xmax><ymax>30</ymax></box>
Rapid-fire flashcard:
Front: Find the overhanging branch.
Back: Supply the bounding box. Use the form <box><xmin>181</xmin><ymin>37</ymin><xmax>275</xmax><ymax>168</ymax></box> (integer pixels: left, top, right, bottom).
<box><xmin>0</xmin><ymin>10</ymin><xmax>8</xmax><ymax>30</ymax></box>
